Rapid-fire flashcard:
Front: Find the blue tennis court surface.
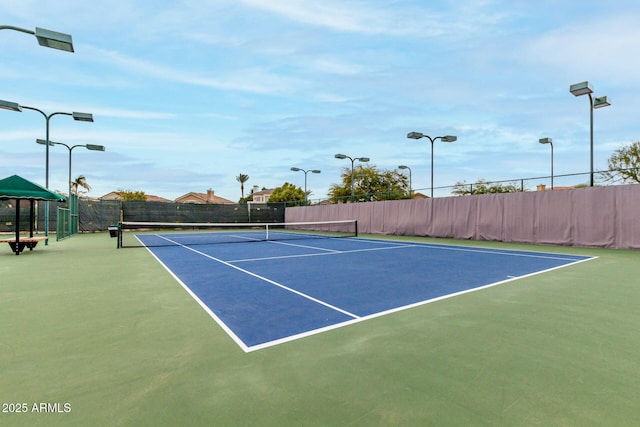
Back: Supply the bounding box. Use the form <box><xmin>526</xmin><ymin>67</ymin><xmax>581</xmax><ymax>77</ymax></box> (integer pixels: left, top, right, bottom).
<box><xmin>139</xmin><ymin>234</ymin><xmax>594</xmax><ymax>352</ymax></box>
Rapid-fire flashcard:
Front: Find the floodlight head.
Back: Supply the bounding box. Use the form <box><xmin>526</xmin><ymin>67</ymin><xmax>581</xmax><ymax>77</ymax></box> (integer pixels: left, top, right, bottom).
<box><xmin>570</xmin><ymin>81</ymin><xmax>593</xmax><ymax>97</ymax></box>
<box><xmin>334</xmin><ymin>154</ymin><xmax>347</xmax><ymax>159</ymax></box>
<box><xmin>398</xmin><ymin>165</ymin><xmax>408</xmax><ymax>170</ymax></box>
<box><xmin>441</xmin><ymin>135</ymin><xmax>457</xmax><ymax>143</ymax></box>
<box><xmin>310</xmin><ymin>170</ymin><xmax>321</xmax><ymax>174</ymax></box>
<box><xmin>358</xmin><ymin>157</ymin><xmax>370</xmax><ymax>162</ymax></box>
<box><xmin>0</xmin><ymin>99</ymin><xmax>22</xmax><ymax>112</ymax></box>
<box><xmin>539</xmin><ymin>137</ymin><xmax>553</xmax><ymax>145</ymax></box>
<box><xmin>407</xmin><ymin>131</ymin><xmax>424</xmax><ymax>139</ymax></box>
<box><xmin>72</xmin><ymin>112</ymin><xmax>94</xmax><ymax>122</ymax></box>
<box><xmin>593</xmin><ymin>96</ymin><xmax>611</xmax><ymax>109</ymax></box>
<box><xmin>34</xmin><ymin>27</ymin><xmax>74</xmax><ymax>52</ymax></box>
<box><xmin>36</xmin><ymin>138</ymin><xmax>55</xmax><ymax>146</ymax></box>
<box><xmin>86</xmin><ymin>144</ymin><xmax>105</xmax><ymax>151</ymax></box>
<box><xmin>290</xmin><ymin>167</ymin><xmax>301</xmax><ymax>171</ymax></box>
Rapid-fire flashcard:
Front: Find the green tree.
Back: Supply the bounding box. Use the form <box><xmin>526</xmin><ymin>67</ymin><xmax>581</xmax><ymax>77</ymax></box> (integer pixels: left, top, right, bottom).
<box><xmin>452</xmin><ymin>178</ymin><xmax>524</xmax><ymax>195</ymax></box>
<box><xmin>70</xmin><ymin>175</ymin><xmax>91</xmax><ymax>195</ymax></box>
<box><xmin>236</xmin><ymin>173</ymin><xmax>250</xmax><ymax>199</ymax></box>
<box><xmin>602</xmin><ymin>141</ymin><xmax>640</xmax><ymax>184</ymax></box>
<box><xmin>116</xmin><ymin>189</ymin><xmax>147</xmax><ymax>201</ymax></box>
<box><xmin>329</xmin><ymin>165</ymin><xmax>408</xmax><ymax>203</ymax></box>
<box><xmin>267</xmin><ymin>182</ymin><xmax>305</xmax><ymax>204</ymax></box>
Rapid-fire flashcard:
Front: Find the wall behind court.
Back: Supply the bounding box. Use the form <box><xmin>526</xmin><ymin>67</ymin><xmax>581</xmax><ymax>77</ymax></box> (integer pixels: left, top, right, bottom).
<box><xmin>285</xmin><ymin>184</ymin><xmax>640</xmax><ymax>249</ymax></box>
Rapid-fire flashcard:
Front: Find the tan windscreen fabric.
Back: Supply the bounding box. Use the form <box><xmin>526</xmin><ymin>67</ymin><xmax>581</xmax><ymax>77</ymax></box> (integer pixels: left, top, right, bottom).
<box><xmin>285</xmin><ymin>185</ymin><xmax>640</xmax><ymax>249</ymax></box>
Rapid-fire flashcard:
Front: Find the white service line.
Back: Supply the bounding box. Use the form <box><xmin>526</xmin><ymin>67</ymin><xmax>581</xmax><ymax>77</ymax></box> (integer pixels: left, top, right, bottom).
<box><xmin>156</xmin><ymin>234</ymin><xmax>360</xmax><ymax>320</ymax></box>
<box><xmin>228</xmin><ymin>242</ymin><xmax>418</xmax><ymax>263</ymax></box>
<box><xmin>352</xmin><ymin>238</ymin><xmax>591</xmax><ymax>261</ymax></box>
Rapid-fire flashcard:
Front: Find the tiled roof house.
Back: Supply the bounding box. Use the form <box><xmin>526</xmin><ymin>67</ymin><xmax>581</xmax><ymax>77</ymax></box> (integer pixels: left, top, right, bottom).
<box><xmin>174</xmin><ymin>189</ymin><xmax>234</xmax><ymax>204</ymax></box>
<box><xmin>99</xmin><ymin>191</ymin><xmax>172</xmax><ymax>202</ymax></box>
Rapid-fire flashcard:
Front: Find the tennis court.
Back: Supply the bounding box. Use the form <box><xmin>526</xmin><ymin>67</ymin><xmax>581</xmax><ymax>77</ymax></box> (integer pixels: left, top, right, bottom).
<box><xmin>2</xmin><ymin>232</ymin><xmax>639</xmax><ymax>426</ymax></box>
<box><xmin>127</xmin><ymin>223</ymin><xmax>595</xmax><ymax>352</ymax></box>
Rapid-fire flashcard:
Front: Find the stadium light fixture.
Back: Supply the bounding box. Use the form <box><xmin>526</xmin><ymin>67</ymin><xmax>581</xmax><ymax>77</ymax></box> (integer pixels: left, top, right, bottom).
<box><xmin>1</xmin><ymin>99</ymin><xmax>94</xmax><ymax>243</ymax></box>
<box><xmin>334</xmin><ymin>154</ymin><xmax>369</xmax><ymax>202</ymax></box>
<box><xmin>569</xmin><ymin>81</ymin><xmax>592</xmax><ymax>97</ymax></box>
<box><xmin>290</xmin><ymin>167</ymin><xmax>321</xmax><ymax>205</ymax></box>
<box><xmin>72</xmin><ymin>112</ymin><xmax>94</xmax><ymax>122</ymax></box>
<box><xmin>406</xmin><ymin>131</ymin><xmax>457</xmax><ymax>198</ymax></box>
<box><xmin>538</xmin><ymin>138</ymin><xmax>554</xmax><ymax>190</ymax></box>
<box><xmin>398</xmin><ymin>165</ymin><xmax>412</xmax><ymax>198</ymax></box>
<box><xmin>570</xmin><ymin>81</ymin><xmax>611</xmax><ymax>186</ymax></box>
<box><xmin>593</xmin><ymin>96</ymin><xmax>611</xmax><ymax>109</ymax></box>
<box><xmin>0</xmin><ymin>99</ymin><xmax>22</xmax><ymax>111</ymax></box>
<box><xmin>0</xmin><ymin>25</ymin><xmax>74</xmax><ymax>52</ymax></box>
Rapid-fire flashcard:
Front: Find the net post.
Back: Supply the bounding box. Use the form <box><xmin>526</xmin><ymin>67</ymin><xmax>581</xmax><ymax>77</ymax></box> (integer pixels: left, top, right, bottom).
<box><xmin>266</xmin><ymin>223</ymin><xmax>269</xmax><ymax>241</ymax></box>
<box><xmin>117</xmin><ymin>206</ymin><xmax>124</xmax><ymax>249</ymax></box>
<box><xmin>355</xmin><ymin>220</ymin><xmax>358</xmax><ymax>237</ymax></box>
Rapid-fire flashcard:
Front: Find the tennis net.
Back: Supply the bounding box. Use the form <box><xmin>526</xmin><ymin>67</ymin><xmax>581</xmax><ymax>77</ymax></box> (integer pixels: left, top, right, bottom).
<box><xmin>117</xmin><ymin>219</ymin><xmax>358</xmax><ymax>248</ymax></box>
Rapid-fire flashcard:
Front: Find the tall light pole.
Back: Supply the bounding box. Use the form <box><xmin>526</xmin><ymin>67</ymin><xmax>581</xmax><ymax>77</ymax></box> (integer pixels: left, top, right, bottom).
<box><xmin>335</xmin><ymin>154</ymin><xmax>369</xmax><ymax>202</ymax></box>
<box><xmin>37</xmin><ymin>139</ymin><xmax>104</xmax><ymax>212</ymax></box>
<box><xmin>1</xmin><ymin>25</ymin><xmax>75</xmax><ymax>52</ymax></box>
<box><xmin>407</xmin><ymin>132</ymin><xmax>457</xmax><ymax>198</ymax></box>
<box><xmin>570</xmin><ymin>81</ymin><xmax>611</xmax><ymax>187</ymax></box>
<box><xmin>398</xmin><ymin>165</ymin><xmax>412</xmax><ymax>198</ymax></box>
<box><xmin>290</xmin><ymin>167</ymin><xmax>321</xmax><ymax>205</ymax></box>
<box><xmin>1</xmin><ymin>99</ymin><xmax>94</xmax><ymax>243</ymax></box>
<box><xmin>539</xmin><ymin>138</ymin><xmax>554</xmax><ymax>190</ymax></box>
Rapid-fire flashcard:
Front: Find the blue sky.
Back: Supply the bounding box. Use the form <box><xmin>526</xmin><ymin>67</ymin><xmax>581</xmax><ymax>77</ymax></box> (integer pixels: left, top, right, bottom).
<box><xmin>2</xmin><ymin>1</ymin><xmax>639</xmax><ymax>202</ymax></box>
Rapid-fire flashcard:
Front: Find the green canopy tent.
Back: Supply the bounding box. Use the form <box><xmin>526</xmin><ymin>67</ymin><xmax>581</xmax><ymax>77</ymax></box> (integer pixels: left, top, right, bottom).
<box><xmin>0</xmin><ymin>175</ymin><xmax>66</xmax><ymax>255</ymax></box>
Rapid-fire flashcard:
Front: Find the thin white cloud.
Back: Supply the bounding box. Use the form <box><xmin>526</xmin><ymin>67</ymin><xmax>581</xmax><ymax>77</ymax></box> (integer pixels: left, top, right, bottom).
<box><xmin>84</xmin><ymin>46</ymin><xmax>305</xmax><ymax>95</ymax></box>
<box><xmin>307</xmin><ymin>57</ymin><xmax>365</xmax><ymax>76</ymax></box>
<box><xmin>520</xmin><ymin>14</ymin><xmax>640</xmax><ymax>81</ymax></box>
<box><xmin>237</xmin><ymin>0</ymin><xmax>443</xmax><ymax>36</ymax></box>
<box><xmin>90</xmin><ymin>107</ymin><xmax>176</xmax><ymax>120</ymax></box>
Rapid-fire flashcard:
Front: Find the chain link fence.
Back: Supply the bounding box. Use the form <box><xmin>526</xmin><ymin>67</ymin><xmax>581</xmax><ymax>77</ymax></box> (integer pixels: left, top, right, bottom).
<box><xmin>1</xmin><ymin>199</ymin><xmax>287</xmax><ymax>234</ymax></box>
<box><xmin>310</xmin><ymin>169</ymin><xmax>639</xmax><ymax>203</ymax></box>
<box><xmin>2</xmin><ymin>168</ymin><xmax>636</xmax><ymax>234</ymax></box>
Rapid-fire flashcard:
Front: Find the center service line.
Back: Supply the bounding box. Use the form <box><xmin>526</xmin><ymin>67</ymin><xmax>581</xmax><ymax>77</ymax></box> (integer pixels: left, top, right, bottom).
<box><xmin>156</xmin><ymin>235</ymin><xmax>360</xmax><ymax>320</ymax></box>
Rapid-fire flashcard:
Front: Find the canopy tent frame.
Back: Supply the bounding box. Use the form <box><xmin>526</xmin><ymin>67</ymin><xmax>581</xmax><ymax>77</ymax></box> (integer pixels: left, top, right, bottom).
<box><xmin>0</xmin><ymin>175</ymin><xmax>66</xmax><ymax>255</ymax></box>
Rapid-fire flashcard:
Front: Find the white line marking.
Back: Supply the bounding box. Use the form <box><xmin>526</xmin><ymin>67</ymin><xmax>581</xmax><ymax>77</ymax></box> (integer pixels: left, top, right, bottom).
<box><xmin>155</xmin><ymin>234</ymin><xmax>360</xmax><ymax>320</ymax></box>
<box><xmin>139</xmin><ymin>234</ymin><xmax>597</xmax><ymax>353</ymax></box>
<box><xmin>135</xmin><ymin>235</ymin><xmax>251</xmax><ymax>352</ymax></box>
<box><xmin>351</xmin><ymin>237</ymin><xmax>591</xmax><ymax>261</ymax></box>
<box><xmin>243</xmin><ymin>255</ymin><xmax>597</xmax><ymax>352</ymax></box>
<box><xmin>269</xmin><ymin>239</ymin><xmax>342</xmax><ymax>252</ymax></box>
<box><xmin>227</xmin><ymin>243</ymin><xmax>417</xmax><ymax>263</ymax></box>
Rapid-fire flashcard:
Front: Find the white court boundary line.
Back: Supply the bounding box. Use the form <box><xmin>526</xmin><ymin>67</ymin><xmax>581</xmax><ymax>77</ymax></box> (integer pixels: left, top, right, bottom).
<box><xmin>138</xmin><ymin>234</ymin><xmax>597</xmax><ymax>352</ymax></box>
<box><xmin>154</xmin><ymin>234</ymin><xmax>360</xmax><ymax>317</ymax></box>
<box><xmin>349</xmin><ymin>237</ymin><xmax>591</xmax><ymax>262</ymax></box>
<box><xmin>228</xmin><ymin>241</ymin><xmax>416</xmax><ymax>263</ymax></box>
<box><xmin>227</xmin><ymin>237</ymin><xmax>592</xmax><ymax>263</ymax></box>
<box><xmin>248</xmin><ymin>256</ymin><xmax>597</xmax><ymax>351</ymax></box>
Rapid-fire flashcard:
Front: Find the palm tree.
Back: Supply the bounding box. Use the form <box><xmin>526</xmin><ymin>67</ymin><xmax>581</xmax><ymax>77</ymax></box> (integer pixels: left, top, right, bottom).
<box><xmin>71</xmin><ymin>175</ymin><xmax>92</xmax><ymax>195</ymax></box>
<box><xmin>236</xmin><ymin>173</ymin><xmax>249</xmax><ymax>198</ymax></box>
